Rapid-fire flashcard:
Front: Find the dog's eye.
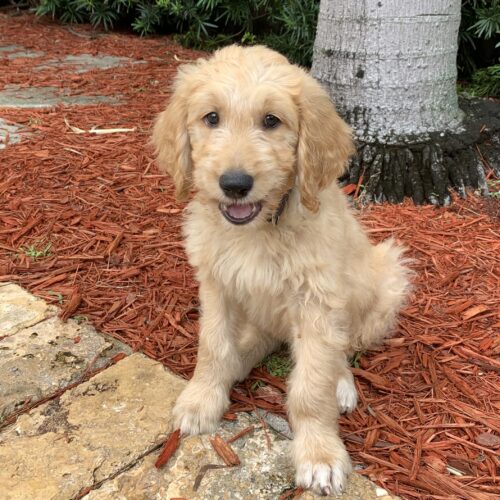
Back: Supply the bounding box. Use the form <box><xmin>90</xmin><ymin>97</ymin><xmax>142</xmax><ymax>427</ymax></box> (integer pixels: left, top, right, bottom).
<box><xmin>204</xmin><ymin>112</ymin><xmax>219</xmax><ymax>127</ymax></box>
<box><xmin>263</xmin><ymin>114</ymin><xmax>281</xmax><ymax>129</ymax></box>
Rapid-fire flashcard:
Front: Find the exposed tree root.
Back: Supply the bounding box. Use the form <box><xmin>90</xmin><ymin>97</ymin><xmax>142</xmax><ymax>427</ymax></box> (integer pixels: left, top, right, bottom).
<box><xmin>343</xmin><ymin>98</ymin><xmax>500</xmax><ymax>205</ymax></box>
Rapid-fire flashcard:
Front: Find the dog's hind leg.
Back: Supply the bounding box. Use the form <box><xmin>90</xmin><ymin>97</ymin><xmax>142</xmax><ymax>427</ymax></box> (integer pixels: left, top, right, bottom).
<box><xmin>335</xmin><ymin>359</ymin><xmax>358</xmax><ymax>414</ymax></box>
<box><xmin>354</xmin><ymin>240</ymin><xmax>410</xmax><ymax>351</ymax></box>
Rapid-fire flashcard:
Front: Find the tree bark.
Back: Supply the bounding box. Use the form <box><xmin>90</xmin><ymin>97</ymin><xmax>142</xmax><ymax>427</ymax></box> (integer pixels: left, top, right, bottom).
<box><xmin>312</xmin><ymin>0</ymin><xmax>499</xmax><ymax>204</ymax></box>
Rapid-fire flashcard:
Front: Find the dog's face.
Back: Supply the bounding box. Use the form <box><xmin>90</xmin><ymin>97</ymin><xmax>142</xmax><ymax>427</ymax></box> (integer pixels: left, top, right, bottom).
<box><xmin>152</xmin><ymin>45</ymin><xmax>354</xmax><ymax>225</ymax></box>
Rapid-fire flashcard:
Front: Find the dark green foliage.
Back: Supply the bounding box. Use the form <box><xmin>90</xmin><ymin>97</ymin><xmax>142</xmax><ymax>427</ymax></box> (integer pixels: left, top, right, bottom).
<box><xmin>260</xmin><ymin>0</ymin><xmax>319</xmax><ymax>67</ymax></box>
<box><xmin>468</xmin><ymin>0</ymin><xmax>500</xmax><ymax>39</ymax></box>
<box><xmin>35</xmin><ymin>0</ymin><xmax>319</xmax><ymax>66</ymax></box>
<box><xmin>468</xmin><ymin>64</ymin><xmax>500</xmax><ymax>97</ymax></box>
<box><xmin>36</xmin><ymin>0</ymin><xmax>124</xmax><ymax>30</ymax></box>
<box><xmin>32</xmin><ymin>0</ymin><xmax>500</xmax><ymax>95</ymax></box>
<box><xmin>459</xmin><ymin>0</ymin><xmax>499</xmax><ymax>96</ymax></box>
<box><xmin>259</xmin><ymin>350</ymin><xmax>292</xmax><ymax>378</ymax></box>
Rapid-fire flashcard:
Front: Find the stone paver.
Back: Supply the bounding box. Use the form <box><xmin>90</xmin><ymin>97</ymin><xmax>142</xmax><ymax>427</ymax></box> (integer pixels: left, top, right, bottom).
<box><xmin>0</xmin><ymin>44</ymin><xmax>137</xmax><ymax>147</ymax></box>
<box><xmin>0</xmin><ymin>44</ymin><xmax>43</xmax><ymax>59</ymax></box>
<box><xmin>0</xmin><ymin>282</ymin><xmax>55</xmax><ymax>336</ymax></box>
<box><xmin>0</xmin><ymin>84</ymin><xmax>120</xmax><ymax>109</ymax></box>
<box><xmin>86</xmin><ymin>413</ymin><xmax>293</xmax><ymax>500</ymax></box>
<box><xmin>0</xmin><ymin>284</ymin><xmax>395</xmax><ymax>499</ymax></box>
<box><xmin>0</xmin><ymin>353</ymin><xmax>185</xmax><ymax>500</ymax></box>
<box><xmin>0</xmin><ymin>315</ymin><xmax>130</xmax><ymax>421</ymax></box>
<box><xmin>0</xmin><ymin>118</ymin><xmax>26</xmax><ymax>149</ymax></box>
<box><xmin>85</xmin><ymin>412</ymin><xmax>392</xmax><ymax>500</ymax></box>
<box><xmin>37</xmin><ymin>53</ymin><xmax>144</xmax><ymax>73</ymax></box>
<box><xmin>0</xmin><ymin>44</ymin><xmax>22</xmax><ymax>52</ymax></box>
<box><xmin>0</xmin><ymin>43</ymin><xmax>148</xmax><ymax>149</ymax></box>
<box><xmin>0</xmin><ymin>43</ymin><xmax>142</xmax><ymax>72</ymax></box>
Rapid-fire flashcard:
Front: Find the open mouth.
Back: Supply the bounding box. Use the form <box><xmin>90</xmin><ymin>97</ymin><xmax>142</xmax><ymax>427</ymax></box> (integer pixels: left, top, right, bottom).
<box><xmin>219</xmin><ymin>201</ymin><xmax>262</xmax><ymax>225</ymax></box>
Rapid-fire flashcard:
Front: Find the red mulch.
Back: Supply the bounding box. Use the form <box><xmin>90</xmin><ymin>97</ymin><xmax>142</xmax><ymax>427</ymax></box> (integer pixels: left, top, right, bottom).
<box><xmin>1</xmin><ymin>13</ymin><xmax>499</xmax><ymax>499</ymax></box>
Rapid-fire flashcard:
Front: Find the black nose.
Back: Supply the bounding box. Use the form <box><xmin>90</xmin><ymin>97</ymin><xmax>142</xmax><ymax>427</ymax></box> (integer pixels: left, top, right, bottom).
<box><xmin>219</xmin><ymin>171</ymin><xmax>254</xmax><ymax>199</ymax></box>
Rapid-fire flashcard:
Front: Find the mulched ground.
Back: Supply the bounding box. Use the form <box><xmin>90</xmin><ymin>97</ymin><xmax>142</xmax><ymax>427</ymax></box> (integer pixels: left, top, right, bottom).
<box><xmin>1</xmin><ymin>12</ymin><xmax>499</xmax><ymax>499</ymax></box>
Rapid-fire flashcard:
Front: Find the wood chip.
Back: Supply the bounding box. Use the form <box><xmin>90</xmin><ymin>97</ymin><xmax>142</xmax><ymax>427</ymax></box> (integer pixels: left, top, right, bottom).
<box><xmin>193</xmin><ymin>464</ymin><xmax>227</xmax><ymax>491</ymax></box>
<box><xmin>209</xmin><ymin>433</ymin><xmax>240</xmax><ymax>466</ymax></box>
<box><xmin>59</xmin><ymin>288</ymin><xmax>82</xmax><ymax>322</ymax></box>
<box><xmin>462</xmin><ymin>304</ymin><xmax>489</xmax><ymax>320</ymax></box>
<box><xmin>351</xmin><ymin>368</ymin><xmax>402</xmax><ymax>393</ymax></box>
<box><xmin>475</xmin><ymin>433</ymin><xmax>500</xmax><ymax>449</ymax></box>
<box><xmin>227</xmin><ymin>425</ymin><xmax>255</xmax><ymax>444</ymax></box>
<box><xmin>154</xmin><ymin>429</ymin><xmax>181</xmax><ymax>469</ymax></box>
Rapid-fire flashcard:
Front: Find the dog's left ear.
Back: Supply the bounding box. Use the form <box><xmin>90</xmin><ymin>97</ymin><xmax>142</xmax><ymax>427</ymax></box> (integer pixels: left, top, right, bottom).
<box><xmin>296</xmin><ymin>74</ymin><xmax>355</xmax><ymax>212</ymax></box>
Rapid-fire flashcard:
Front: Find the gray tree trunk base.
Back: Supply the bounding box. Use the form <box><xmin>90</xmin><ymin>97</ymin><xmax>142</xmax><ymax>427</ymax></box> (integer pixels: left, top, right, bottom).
<box><xmin>342</xmin><ymin>98</ymin><xmax>500</xmax><ymax>205</ymax></box>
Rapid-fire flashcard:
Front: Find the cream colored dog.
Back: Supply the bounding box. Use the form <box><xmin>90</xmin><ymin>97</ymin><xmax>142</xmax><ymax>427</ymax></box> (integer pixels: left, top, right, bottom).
<box><xmin>152</xmin><ymin>45</ymin><xmax>409</xmax><ymax>496</ymax></box>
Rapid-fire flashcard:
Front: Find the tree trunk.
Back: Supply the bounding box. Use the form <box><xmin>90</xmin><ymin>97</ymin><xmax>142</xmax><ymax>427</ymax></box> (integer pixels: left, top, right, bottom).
<box><xmin>312</xmin><ymin>0</ymin><xmax>499</xmax><ymax>204</ymax></box>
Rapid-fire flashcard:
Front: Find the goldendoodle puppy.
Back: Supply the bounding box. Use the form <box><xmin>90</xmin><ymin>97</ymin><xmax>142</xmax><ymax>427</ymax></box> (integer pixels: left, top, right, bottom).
<box><xmin>152</xmin><ymin>45</ymin><xmax>409</xmax><ymax>496</ymax></box>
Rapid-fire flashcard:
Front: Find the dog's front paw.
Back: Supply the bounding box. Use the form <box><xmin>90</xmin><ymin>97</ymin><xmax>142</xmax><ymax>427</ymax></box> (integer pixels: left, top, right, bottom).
<box><xmin>296</xmin><ymin>461</ymin><xmax>352</xmax><ymax>496</ymax></box>
<box><xmin>336</xmin><ymin>375</ymin><xmax>358</xmax><ymax>414</ymax></box>
<box><xmin>294</xmin><ymin>433</ymin><xmax>352</xmax><ymax>496</ymax></box>
<box><xmin>173</xmin><ymin>383</ymin><xmax>229</xmax><ymax>435</ymax></box>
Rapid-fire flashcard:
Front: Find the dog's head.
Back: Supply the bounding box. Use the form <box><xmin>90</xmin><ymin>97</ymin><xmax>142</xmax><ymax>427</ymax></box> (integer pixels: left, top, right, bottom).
<box><xmin>152</xmin><ymin>45</ymin><xmax>354</xmax><ymax>225</ymax></box>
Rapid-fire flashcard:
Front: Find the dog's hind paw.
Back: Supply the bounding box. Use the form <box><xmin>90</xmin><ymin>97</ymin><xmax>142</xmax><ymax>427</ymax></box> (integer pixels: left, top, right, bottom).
<box><xmin>336</xmin><ymin>375</ymin><xmax>358</xmax><ymax>414</ymax></box>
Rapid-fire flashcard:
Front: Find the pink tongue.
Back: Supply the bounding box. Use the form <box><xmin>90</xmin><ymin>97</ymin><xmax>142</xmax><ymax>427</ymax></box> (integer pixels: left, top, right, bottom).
<box><xmin>227</xmin><ymin>204</ymin><xmax>253</xmax><ymax>219</ymax></box>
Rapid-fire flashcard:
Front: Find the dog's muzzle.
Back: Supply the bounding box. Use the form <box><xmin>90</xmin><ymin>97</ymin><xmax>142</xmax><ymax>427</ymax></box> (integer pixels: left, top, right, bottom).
<box><xmin>219</xmin><ymin>201</ymin><xmax>262</xmax><ymax>225</ymax></box>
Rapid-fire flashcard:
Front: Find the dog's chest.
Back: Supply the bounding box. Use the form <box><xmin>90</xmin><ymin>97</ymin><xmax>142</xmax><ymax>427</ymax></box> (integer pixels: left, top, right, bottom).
<box><xmin>212</xmin><ymin>235</ymin><xmax>291</xmax><ymax>297</ymax></box>
<box><xmin>215</xmin><ymin>246</ymin><xmax>293</xmax><ymax>336</ymax></box>
<box><xmin>185</xmin><ymin>219</ymin><xmax>298</xmax><ymax>333</ymax></box>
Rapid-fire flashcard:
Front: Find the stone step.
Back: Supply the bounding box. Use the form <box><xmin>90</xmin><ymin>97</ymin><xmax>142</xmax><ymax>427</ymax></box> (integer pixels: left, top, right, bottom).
<box><xmin>0</xmin><ymin>354</ymin><xmax>183</xmax><ymax>499</ymax></box>
<box><xmin>84</xmin><ymin>410</ymin><xmax>392</xmax><ymax>500</ymax></box>
<box><xmin>0</xmin><ymin>43</ymin><xmax>148</xmax><ymax>114</ymax></box>
<box><xmin>0</xmin><ymin>283</ymin><xmax>130</xmax><ymax>422</ymax></box>
<box><xmin>0</xmin><ymin>284</ymin><xmax>394</xmax><ymax>499</ymax></box>
<box><xmin>0</xmin><ymin>118</ymin><xmax>26</xmax><ymax>149</ymax></box>
<box><xmin>0</xmin><ymin>283</ymin><xmax>56</xmax><ymax>337</ymax></box>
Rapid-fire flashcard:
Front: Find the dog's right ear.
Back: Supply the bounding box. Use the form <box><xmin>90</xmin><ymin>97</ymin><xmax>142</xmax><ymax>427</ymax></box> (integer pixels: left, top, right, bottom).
<box><xmin>152</xmin><ymin>68</ymin><xmax>193</xmax><ymax>201</ymax></box>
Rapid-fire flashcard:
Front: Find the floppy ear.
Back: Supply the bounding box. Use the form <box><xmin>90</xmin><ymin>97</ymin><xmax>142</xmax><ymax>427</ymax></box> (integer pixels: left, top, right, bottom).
<box><xmin>297</xmin><ymin>74</ymin><xmax>355</xmax><ymax>212</ymax></box>
<box><xmin>151</xmin><ymin>70</ymin><xmax>193</xmax><ymax>201</ymax></box>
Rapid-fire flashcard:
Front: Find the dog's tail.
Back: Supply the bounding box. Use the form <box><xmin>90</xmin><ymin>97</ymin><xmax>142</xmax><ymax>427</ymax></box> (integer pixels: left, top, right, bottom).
<box><xmin>355</xmin><ymin>239</ymin><xmax>412</xmax><ymax>351</ymax></box>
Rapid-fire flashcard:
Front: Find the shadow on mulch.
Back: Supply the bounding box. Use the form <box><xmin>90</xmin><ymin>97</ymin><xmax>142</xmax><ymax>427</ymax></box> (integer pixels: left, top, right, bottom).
<box><xmin>1</xmin><ymin>13</ymin><xmax>499</xmax><ymax>499</ymax></box>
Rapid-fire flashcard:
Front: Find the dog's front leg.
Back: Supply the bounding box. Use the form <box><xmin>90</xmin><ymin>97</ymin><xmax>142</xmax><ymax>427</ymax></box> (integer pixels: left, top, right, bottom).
<box><xmin>288</xmin><ymin>312</ymin><xmax>353</xmax><ymax>496</ymax></box>
<box><xmin>173</xmin><ymin>278</ymin><xmax>243</xmax><ymax>435</ymax></box>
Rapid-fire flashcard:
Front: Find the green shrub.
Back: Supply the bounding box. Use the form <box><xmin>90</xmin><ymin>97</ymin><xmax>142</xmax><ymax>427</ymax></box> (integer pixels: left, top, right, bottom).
<box><xmin>33</xmin><ymin>0</ymin><xmax>500</xmax><ymax>96</ymax></box>
<box><xmin>35</xmin><ymin>0</ymin><xmax>319</xmax><ymax>67</ymax></box>
<box><xmin>469</xmin><ymin>64</ymin><xmax>500</xmax><ymax>97</ymax></box>
<box><xmin>457</xmin><ymin>0</ymin><xmax>500</xmax><ymax>85</ymax></box>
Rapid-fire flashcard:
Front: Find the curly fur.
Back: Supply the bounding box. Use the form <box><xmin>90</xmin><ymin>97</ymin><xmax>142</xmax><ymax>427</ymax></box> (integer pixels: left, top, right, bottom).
<box><xmin>152</xmin><ymin>45</ymin><xmax>410</xmax><ymax>496</ymax></box>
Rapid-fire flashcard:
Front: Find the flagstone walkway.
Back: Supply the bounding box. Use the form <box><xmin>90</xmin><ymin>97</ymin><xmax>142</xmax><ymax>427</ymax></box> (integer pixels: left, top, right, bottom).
<box><xmin>0</xmin><ymin>283</ymin><xmax>393</xmax><ymax>500</ymax></box>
